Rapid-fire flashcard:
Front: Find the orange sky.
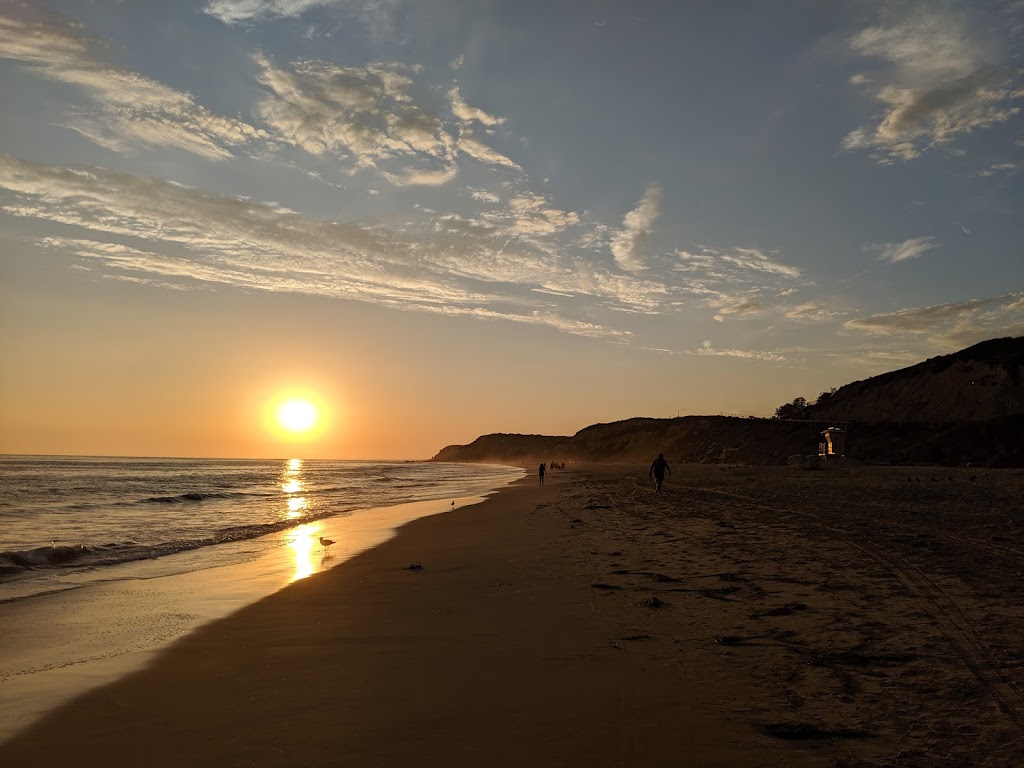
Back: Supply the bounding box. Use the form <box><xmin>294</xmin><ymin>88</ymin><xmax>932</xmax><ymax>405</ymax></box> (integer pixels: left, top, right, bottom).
<box><xmin>0</xmin><ymin>261</ymin><xmax>816</xmax><ymax>459</ymax></box>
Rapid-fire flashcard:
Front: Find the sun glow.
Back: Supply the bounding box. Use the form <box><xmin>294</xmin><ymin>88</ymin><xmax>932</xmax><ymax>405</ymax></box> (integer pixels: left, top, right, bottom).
<box><xmin>261</xmin><ymin>389</ymin><xmax>338</xmax><ymax>449</ymax></box>
<box><xmin>277</xmin><ymin>398</ymin><xmax>318</xmax><ymax>432</ymax></box>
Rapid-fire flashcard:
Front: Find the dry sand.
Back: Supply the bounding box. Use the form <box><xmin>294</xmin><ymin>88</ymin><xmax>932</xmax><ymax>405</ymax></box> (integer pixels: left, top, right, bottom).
<box><xmin>2</xmin><ymin>464</ymin><xmax>1023</xmax><ymax>767</ymax></box>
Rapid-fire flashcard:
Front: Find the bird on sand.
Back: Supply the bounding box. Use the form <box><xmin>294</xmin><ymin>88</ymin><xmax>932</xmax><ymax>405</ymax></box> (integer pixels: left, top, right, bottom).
<box><xmin>319</xmin><ymin>536</ymin><xmax>335</xmax><ymax>555</ymax></box>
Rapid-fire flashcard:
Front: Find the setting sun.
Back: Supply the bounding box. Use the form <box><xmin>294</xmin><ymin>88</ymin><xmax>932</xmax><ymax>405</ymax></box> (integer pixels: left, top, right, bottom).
<box><xmin>277</xmin><ymin>399</ymin><xmax>318</xmax><ymax>433</ymax></box>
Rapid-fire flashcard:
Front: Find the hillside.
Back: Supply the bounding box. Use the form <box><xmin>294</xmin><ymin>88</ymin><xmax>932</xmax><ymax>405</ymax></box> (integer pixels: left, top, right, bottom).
<box><xmin>806</xmin><ymin>336</ymin><xmax>1023</xmax><ymax>423</ymax></box>
<box><xmin>431</xmin><ymin>337</ymin><xmax>1024</xmax><ymax>467</ymax></box>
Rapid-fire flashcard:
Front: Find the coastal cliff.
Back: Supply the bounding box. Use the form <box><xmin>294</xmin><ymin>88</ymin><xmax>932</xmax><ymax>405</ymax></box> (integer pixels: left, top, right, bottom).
<box><xmin>432</xmin><ymin>337</ymin><xmax>1024</xmax><ymax>467</ymax></box>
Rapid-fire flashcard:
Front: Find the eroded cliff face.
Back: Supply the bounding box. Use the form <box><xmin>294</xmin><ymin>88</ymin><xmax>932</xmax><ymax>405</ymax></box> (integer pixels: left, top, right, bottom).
<box><xmin>432</xmin><ymin>433</ymin><xmax>569</xmax><ymax>464</ymax></box>
<box><xmin>431</xmin><ymin>415</ymin><xmax>1023</xmax><ymax>467</ymax></box>
<box><xmin>431</xmin><ymin>338</ymin><xmax>1024</xmax><ymax>468</ymax></box>
<box><xmin>807</xmin><ymin>336</ymin><xmax>1023</xmax><ymax>424</ymax></box>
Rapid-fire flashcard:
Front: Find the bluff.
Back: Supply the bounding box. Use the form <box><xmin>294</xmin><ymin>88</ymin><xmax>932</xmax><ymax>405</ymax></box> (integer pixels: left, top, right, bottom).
<box><xmin>431</xmin><ymin>337</ymin><xmax>1024</xmax><ymax>467</ymax></box>
<box><xmin>805</xmin><ymin>336</ymin><xmax>1023</xmax><ymax>424</ymax></box>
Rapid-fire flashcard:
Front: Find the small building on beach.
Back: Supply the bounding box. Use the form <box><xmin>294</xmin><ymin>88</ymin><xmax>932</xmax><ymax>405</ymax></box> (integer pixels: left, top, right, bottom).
<box><xmin>818</xmin><ymin>426</ymin><xmax>846</xmax><ymax>460</ymax></box>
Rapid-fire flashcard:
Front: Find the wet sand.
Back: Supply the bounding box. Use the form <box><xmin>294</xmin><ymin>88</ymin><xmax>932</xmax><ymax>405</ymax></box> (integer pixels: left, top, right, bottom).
<box><xmin>2</xmin><ymin>464</ymin><xmax>1023</xmax><ymax>767</ymax></box>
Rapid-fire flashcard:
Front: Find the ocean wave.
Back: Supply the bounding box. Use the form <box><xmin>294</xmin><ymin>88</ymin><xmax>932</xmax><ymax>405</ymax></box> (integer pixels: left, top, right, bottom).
<box><xmin>0</xmin><ymin>507</ymin><xmax>357</xmax><ymax>578</ymax></box>
<box><xmin>0</xmin><ymin>544</ymin><xmax>97</xmax><ymax>570</ymax></box>
<box><xmin>141</xmin><ymin>491</ymin><xmax>249</xmax><ymax>504</ymax></box>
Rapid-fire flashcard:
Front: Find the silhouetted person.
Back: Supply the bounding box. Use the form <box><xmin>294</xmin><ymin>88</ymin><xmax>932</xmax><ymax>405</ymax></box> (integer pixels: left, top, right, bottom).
<box><xmin>538</xmin><ymin>463</ymin><xmax>546</xmax><ymax>485</ymax></box>
<box><xmin>649</xmin><ymin>453</ymin><xmax>671</xmax><ymax>492</ymax></box>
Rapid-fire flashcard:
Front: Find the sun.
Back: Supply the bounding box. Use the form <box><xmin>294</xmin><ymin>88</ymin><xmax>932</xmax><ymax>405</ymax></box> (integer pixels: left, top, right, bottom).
<box><xmin>277</xmin><ymin>398</ymin><xmax>318</xmax><ymax>433</ymax></box>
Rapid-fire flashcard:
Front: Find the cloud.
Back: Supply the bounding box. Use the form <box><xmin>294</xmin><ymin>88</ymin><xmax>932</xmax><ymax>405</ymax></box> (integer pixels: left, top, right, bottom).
<box><xmin>253</xmin><ymin>53</ymin><xmax>459</xmax><ymax>182</ymax></box>
<box><xmin>456</xmin><ymin>130</ymin><xmax>521</xmax><ymax>171</ymax></box>
<box><xmin>709</xmin><ymin>296</ymin><xmax>763</xmax><ymax>322</ymax></box>
<box><xmin>205</xmin><ymin>0</ymin><xmax>332</xmax><ymax>24</ymax></box>
<box><xmin>468</xmin><ymin>188</ymin><xmax>500</xmax><ymax>204</ymax></box>
<box><xmin>0</xmin><ymin>154</ymin><xmax>665</xmax><ymax>338</ymax></box>
<box><xmin>0</xmin><ymin>7</ymin><xmax>522</xmax><ymax>182</ymax></box>
<box><xmin>785</xmin><ymin>303</ymin><xmax>841</xmax><ymax>321</ymax></box>
<box><xmin>252</xmin><ymin>55</ymin><xmax>525</xmax><ymax>181</ymax></box>
<box><xmin>720</xmin><ymin>247</ymin><xmax>801</xmax><ymax>278</ymax></box>
<box><xmin>205</xmin><ymin>0</ymin><xmax>401</xmax><ymax>32</ymax></box>
<box><xmin>979</xmin><ymin>161</ymin><xmax>1022</xmax><ymax>176</ymax></box>
<box><xmin>448</xmin><ymin>87</ymin><xmax>505</xmax><ymax>128</ymax></box>
<box><xmin>672</xmin><ymin>246</ymin><xmax>804</xmax><ymax>322</ymax></box>
<box><xmin>506</xmin><ymin>192</ymin><xmax>579</xmax><ymax>235</ymax></box>
<box><xmin>690</xmin><ymin>346</ymin><xmax>786</xmax><ymax>362</ymax></box>
<box><xmin>610</xmin><ymin>183</ymin><xmax>661</xmax><ymax>271</ymax></box>
<box><xmin>445</xmin><ymin>87</ymin><xmax>520</xmax><ymax>171</ymax></box>
<box><xmin>843</xmin><ymin>292</ymin><xmax>1024</xmax><ymax>346</ymax></box>
<box><xmin>867</xmin><ymin>236</ymin><xmax>939</xmax><ymax>263</ymax></box>
<box><xmin>0</xmin><ymin>10</ymin><xmax>266</xmax><ymax>160</ymax></box>
<box><xmin>843</xmin><ymin>7</ymin><xmax>1024</xmax><ymax>162</ymax></box>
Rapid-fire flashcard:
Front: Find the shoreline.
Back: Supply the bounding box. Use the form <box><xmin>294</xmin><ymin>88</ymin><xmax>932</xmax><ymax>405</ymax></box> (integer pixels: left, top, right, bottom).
<box><xmin>0</xmin><ymin>485</ymin><xmax>513</xmax><ymax>743</ymax></box>
<box><xmin>2</xmin><ymin>464</ymin><xmax>1022</xmax><ymax>766</ymax></box>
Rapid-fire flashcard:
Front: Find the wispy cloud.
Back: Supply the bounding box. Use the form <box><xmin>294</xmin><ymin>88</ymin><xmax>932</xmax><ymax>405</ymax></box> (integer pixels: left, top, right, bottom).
<box><xmin>0</xmin><ymin>8</ymin><xmax>521</xmax><ymax>185</ymax></box>
<box><xmin>455</xmin><ymin>130</ymin><xmax>521</xmax><ymax>171</ymax></box>
<box><xmin>709</xmin><ymin>296</ymin><xmax>763</xmax><ymax>322</ymax></box>
<box><xmin>0</xmin><ymin>154</ymin><xmax>667</xmax><ymax>338</ymax></box>
<box><xmin>205</xmin><ymin>0</ymin><xmax>334</xmax><ymax>24</ymax></box>
<box><xmin>673</xmin><ymin>246</ymin><xmax>804</xmax><ymax>322</ymax></box>
<box><xmin>448</xmin><ymin>86</ymin><xmax>505</xmax><ymax>128</ymax></box>
<box><xmin>720</xmin><ymin>247</ymin><xmax>801</xmax><ymax>278</ymax></box>
<box><xmin>844</xmin><ymin>292</ymin><xmax>1024</xmax><ymax>348</ymax></box>
<box><xmin>505</xmin><ymin>192</ymin><xmax>579</xmax><ymax>236</ymax></box>
<box><xmin>866</xmin><ymin>236</ymin><xmax>938</xmax><ymax>263</ymax></box>
<box><xmin>205</xmin><ymin>0</ymin><xmax>401</xmax><ymax>32</ymax></box>
<box><xmin>785</xmin><ymin>303</ymin><xmax>841</xmax><ymax>321</ymax></box>
<box><xmin>843</xmin><ymin>6</ymin><xmax>1024</xmax><ymax>162</ymax></box>
<box><xmin>253</xmin><ymin>53</ymin><xmax>463</xmax><ymax>184</ymax></box>
<box><xmin>979</xmin><ymin>161</ymin><xmax>1022</xmax><ymax>177</ymax></box>
<box><xmin>253</xmin><ymin>53</ymin><xmax>523</xmax><ymax>182</ymax></box>
<box><xmin>689</xmin><ymin>345</ymin><xmax>786</xmax><ymax>362</ymax></box>
<box><xmin>0</xmin><ymin>10</ymin><xmax>266</xmax><ymax>160</ymax></box>
<box><xmin>610</xmin><ymin>183</ymin><xmax>661</xmax><ymax>271</ymax></box>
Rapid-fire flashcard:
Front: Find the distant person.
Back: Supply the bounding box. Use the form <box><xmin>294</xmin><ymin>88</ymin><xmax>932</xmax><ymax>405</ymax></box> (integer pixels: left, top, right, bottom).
<box><xmin>649</xmin><ymin>453</ymin><xmax>671</xmax><ymax>493</ymax></box>
<box><xmin>538</xmin><ymin>463</ymin><xmax>546</xmax><ymax>486</ymax></box>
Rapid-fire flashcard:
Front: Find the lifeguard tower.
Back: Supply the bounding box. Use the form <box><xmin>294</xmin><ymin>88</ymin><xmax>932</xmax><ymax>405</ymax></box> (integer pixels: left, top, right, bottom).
<box><xmin>818</xmin><ymin>426</ymin><xmax>846</xmax><ymax>461</ymax></box>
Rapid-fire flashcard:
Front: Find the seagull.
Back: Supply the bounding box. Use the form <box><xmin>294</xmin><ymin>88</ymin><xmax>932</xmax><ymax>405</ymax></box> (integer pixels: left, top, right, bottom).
<box><xmin>319</xmin><ymin>536</ymin><xmax>335</xmax><ymax>555</ymax></box>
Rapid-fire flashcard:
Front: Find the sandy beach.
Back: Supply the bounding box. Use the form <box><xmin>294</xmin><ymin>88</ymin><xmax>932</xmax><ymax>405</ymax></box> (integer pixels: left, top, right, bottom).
<box><xmin>3</xmin><ymin>463</ymin><xmax>1023</xmax><ymax>767</ymax></box>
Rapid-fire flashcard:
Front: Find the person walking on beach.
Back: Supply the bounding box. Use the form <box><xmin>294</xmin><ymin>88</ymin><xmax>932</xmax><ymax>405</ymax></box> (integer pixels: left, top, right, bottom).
<box><xmin>649</xmin><ymin>453</ymin><xmax>671</xmax><ymax>493</ymax></box>
<box><xmin>538</xmin><ymin>463</ymin><xmax>546</xmax><ymax>486</ymax></box>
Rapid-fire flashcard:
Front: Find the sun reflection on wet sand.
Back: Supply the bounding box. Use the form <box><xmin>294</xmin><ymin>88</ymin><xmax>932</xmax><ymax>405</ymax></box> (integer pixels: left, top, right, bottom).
<box><xmin>286</xmin><ymin>523</ymin><xmax>321</xmax><ymax>582</ymax></box>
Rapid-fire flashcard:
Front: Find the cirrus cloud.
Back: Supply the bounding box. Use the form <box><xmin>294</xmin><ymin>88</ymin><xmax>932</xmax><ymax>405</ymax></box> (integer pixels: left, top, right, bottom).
<box><xmin>843</xmin><ymin>6</ymin><xmax>1024</xmax><ymax>163</ymax></box>
<box><xmin>0</xmin><ymin>9</ymin><xmax>267</xmax><ymax>160</ymax></box>
<box><xmin>866</xmin><ymin>236</ymin><xmax>939</xmax><ymax>263</ymax></box>
<box><xmin>610</xmin><ymin>183</ymin><xmax>661</xmax><ymax>272</ymax></box>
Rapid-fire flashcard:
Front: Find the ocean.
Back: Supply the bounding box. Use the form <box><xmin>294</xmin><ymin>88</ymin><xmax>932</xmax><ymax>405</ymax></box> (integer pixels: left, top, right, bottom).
<box><xmin>0</xmin><ymin>455</ymin><xmax>523</xmax><ymax>739</ymax></box>
<box><xmin>0</xmin><ymin>455</ymin><xmax>523</xmax><ymax>600</ymax></box>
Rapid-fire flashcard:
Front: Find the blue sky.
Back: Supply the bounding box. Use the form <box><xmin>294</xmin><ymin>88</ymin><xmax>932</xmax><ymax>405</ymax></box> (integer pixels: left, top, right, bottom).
<box><xmin>1</xmin><ymin>0</ymin><xmax>1022</xmax><ymax>458</ymax></box>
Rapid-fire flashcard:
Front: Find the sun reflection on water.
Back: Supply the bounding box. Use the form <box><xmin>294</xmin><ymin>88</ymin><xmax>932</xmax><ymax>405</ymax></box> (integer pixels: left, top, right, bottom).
<box><xmin>280</xmin><ymin>458</ymin><xmax>305</xmax><ymax>511</ymax></box>
<box><xmin>287</xmin><ymin>496</ymin><xmax>308</xmax><ymax>518</ymax></box>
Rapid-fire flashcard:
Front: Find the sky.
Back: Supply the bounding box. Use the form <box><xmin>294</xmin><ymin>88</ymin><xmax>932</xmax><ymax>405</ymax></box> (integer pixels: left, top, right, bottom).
<box><xmin>1</xmin><ymin>0</ymin><xmax>1022</xmax><ymax>460</ymax></box>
